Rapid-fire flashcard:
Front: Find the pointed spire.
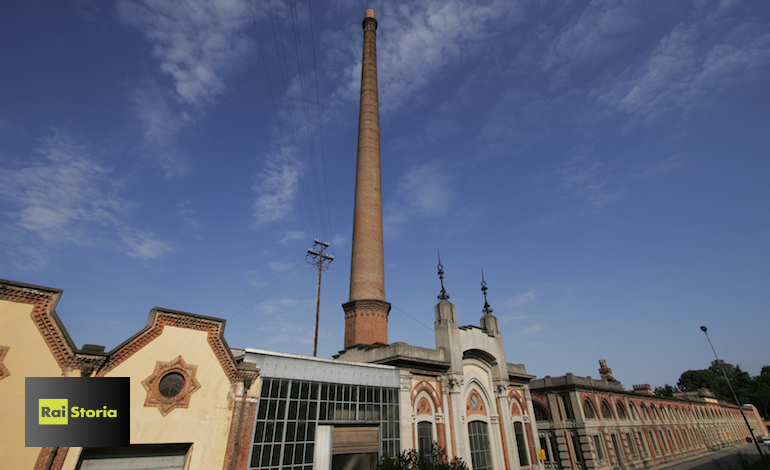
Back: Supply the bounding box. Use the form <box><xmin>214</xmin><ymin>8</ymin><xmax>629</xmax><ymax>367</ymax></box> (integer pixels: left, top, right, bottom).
<box><xmin>481</xmin><ymin>268</ymin><xmax>493</xmax><ymax>315</ymax></box>
<box><xmin>437</xmin><ymin>250</ymin><xmax>449</xmax><ymax>300</ymax></box>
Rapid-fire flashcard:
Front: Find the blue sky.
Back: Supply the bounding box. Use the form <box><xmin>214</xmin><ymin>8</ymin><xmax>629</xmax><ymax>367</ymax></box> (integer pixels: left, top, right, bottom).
<box><xmin>1</xmin><ymin>0</ymin><xmax>768</xmax><ymax>389</ymax></box>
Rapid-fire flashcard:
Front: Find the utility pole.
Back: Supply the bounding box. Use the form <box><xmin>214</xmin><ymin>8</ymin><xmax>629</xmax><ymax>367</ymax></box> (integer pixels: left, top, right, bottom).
<box><xmin>700</xmin><ymin>326</ymin><xmax>763</xmax><ymax>456</ymax></box>
<box><xmin>307</xmin><ymin>239</ymin><xmax>333</xmax><ymax>357</ymax></box>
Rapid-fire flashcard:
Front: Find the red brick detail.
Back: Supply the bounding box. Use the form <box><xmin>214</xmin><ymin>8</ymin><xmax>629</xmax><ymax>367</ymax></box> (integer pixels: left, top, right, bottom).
<box><xmin>411</xmin><ymin>380</ymin><xmax>442</xmax><ymax>412</ymax></box>
<box><xmin>447</xmin><ymin>393</ymin><xmax>457</xmax><ymax>459</ymax></box>
<box><xmin>0</xmin><ymin>345</ymin><xmax>10</xmax><ymax>380</ymax></box>
<box><xmin>34</xmin><ymin>447</ymin><xmax>69</xmax><ymax>470</ymax></box>
<box><xmin>223</xmin><ymin>394</ymin><xmax>258</xmax><ymax>470</ymax></box>
<box><xmin>98</xmin><ymin>309</ymin><xmax>238</xmax><ymax>383</ymax></box>
<box><xmin>466</xmin><ymin>390</ymin><xmax>487</xmax><ymax>416</ymax></box>
<box><xmin>511</xmin><ymin>401</ymin><xmax>521</xmax><ymax>417</ymax></box>
<box><xmin>495</xmin><ymin>399</ymin><xmax>511</xmax><ymax>470</ymax></box>
<box><xmin>417</xmin><ymin>397</ymin><xmax>432</xmax><ymax>415</ymax></box>
<box><xmin>141</xmin><ymin>356</ymin><xmax>201</xmax><ymax>416</ymax></box>
<box><xmin>525</xmin><ymin>422</ymin><xmax>537</xmax><ymax>467</ymax></box>
<box><xmin>436</xmin><ymin>422</ymin><xmax>447</xmax><ymax>452</ymax></box>
<box><xmin>0</xmin><ymin>282</ymin><xmax>73</xmax><ymax>371</ymax></box>
<box><xmin>343</xmin><ymin>299</ymin><xmax>390</xmax><ymax>348</ymax></box>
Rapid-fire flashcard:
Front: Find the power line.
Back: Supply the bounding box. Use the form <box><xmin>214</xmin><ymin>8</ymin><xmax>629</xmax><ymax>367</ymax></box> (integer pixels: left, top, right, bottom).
<box><xmin>330</xmin><ymin>267</ymin><xmax>433</xmax><ymax>332</ymax></box>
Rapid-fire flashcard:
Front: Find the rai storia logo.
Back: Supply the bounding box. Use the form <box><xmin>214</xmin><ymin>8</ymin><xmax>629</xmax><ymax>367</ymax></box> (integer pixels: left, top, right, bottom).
<box><xmin>39</xmin><ymin>399</ymin><xmax>69</xmax><ymax>425</ymax></box>
<box><xmin>38</xmin><ymin>398</ymin><xmax>119</xmax><ymax>425</ymax></box>
<box><xmin>26</xmin><ymin>377</ymin><xmax>130</xmax><ymax>447</ymax></box>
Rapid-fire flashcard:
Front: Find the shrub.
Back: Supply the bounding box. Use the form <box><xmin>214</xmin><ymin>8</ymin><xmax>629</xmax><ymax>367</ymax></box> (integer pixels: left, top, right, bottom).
<box><xmin>377</xmin><ymin>443</ymin><xmax>468</xmax><ymax>470</ymax></box>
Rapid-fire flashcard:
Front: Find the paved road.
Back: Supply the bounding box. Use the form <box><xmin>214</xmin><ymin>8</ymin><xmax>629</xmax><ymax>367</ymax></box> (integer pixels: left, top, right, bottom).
<box><xmin>650</xmin><ymin>443</ymin><xmax>767</xmax><ymax>470</ymax></box>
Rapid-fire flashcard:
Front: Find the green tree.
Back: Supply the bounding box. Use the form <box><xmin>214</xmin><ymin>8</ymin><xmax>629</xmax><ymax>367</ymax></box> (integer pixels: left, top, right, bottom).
<box><xmin>676</xmin><ymin>362</ymin><xmax>770</xmax><ymax>418</ymax></box>
<box><xmin>654</xmin><ymin>384</ymin><xmax>679</xmax><ymax>397</ymax></box>
<box><xmin>378</xmin><ymin>443</ymin><xmax>468</xmax><ymax>470</ymax></box>
<box><xmin>747</xmin><ymin>366</ymin><xmax>770</xmax><ymax>419</ymax></box>
<box><xmin>678</xmin><ymin>368</ymin><xmax>719</xmax><ymax>393</ymax></box>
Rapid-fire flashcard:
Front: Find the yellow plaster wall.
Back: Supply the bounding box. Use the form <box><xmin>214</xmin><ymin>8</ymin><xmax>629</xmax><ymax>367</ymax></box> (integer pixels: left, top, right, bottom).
<box><xmin>89</xmin><ymin>326</ymin><xmax>235</xmax><ymax>470</ymax></box>
<box><xmin>0</xmin><ymin>299</ymin><xmax>65</xmax><ymax>468</ymax></box>
<box><xmin>462</xmin><ymin>364</ymin><xmax>490</xmax><ymax>387</ymax></box>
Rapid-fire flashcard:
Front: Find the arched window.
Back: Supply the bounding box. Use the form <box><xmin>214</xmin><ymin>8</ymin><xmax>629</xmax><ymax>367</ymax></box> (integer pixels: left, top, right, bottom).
<box><xmin>468</xmin><ymin>421</ymin><xmax>491</xmax><ymax>470</ymax></box>
<box><xmin>629</xmin><ymin>403</ymin><xmax>638</xmax><ymax>420</ymax></box>
<box><xmin>650</xmin><ymin>405</ymin><xmax>659</xmax><ymax>421</ymax></box>
<box><xmin>417</xmin><ymin>421</ymin><xmax>433</xmax><ymax>456</ymax></box>
<box><xmin>514</xmin><ymin>422</ymin><xmax>529</xmax><ymax>466</ymax></box>
<box><xmin>641</xmin><ymin>404</ymin><xmax>650</xmax><ymax>420</ymax></box>
<box><xmin>601</xmin><ymin>400</ymin><xmax>614</xmax><ymax>420</ymax></box>
<box><xmin>583</xmin><ymin>399</ymin><xmax>597</xmax><ymax>420</ymax></box>
<box><xmin>533</xmin><ymin>402</ymin><xmax>550</xmax><ymax>422</ymax></box>
<box><xmin>616</xmin><ymin>401</ymin><xmax>627</xmax><ymax>420</ymax></box>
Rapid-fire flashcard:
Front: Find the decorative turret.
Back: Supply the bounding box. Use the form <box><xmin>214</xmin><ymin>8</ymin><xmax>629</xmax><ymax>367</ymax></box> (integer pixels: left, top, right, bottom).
<box><xmin>599</xmin><ymin>359</ymin><xmax>614</xmax><ymax>381</ymax></box>
<box><xmin>479</xmin><ymin>269</ymin><xmax>500</xmax><ymax>336</ymax></box>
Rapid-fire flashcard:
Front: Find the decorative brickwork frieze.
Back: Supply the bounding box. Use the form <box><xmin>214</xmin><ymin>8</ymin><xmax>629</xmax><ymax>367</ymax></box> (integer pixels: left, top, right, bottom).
<box><xmin>142</xmin><ymin>355</ymin><xmax>201</xmax><ymax>416</ymax></box>
<box><xmin>410</xmin><ymin>379</ymin><xmax>442</xmax><ymax>412</ymax></box>
<box><xmin>417</xmin><ymin>397</ymin><xmax>432</xmax><ymax>415</ymax></box>
<box><xmin>34</xmin><ymin>447</ymin><xmax>68</xmax><ymax>470</ymax></box>
<box><xmin>98</xmin><ymin>309</ymin><xmax>239</xmax><ymax>382</ymax></box>
<box><xmin>0</xmin><ymin>281</ymin><xmax>75</xmax><ymax>371</ymax></box>
<box><xmin>0</xmin><ymin>345</ymin><xmax>10</xmax><ymax>380</ymax></box>
<box><xmin>343</xmin><ymin>299</ymin><xmax>390</xmax><ymax>347</ymax></box>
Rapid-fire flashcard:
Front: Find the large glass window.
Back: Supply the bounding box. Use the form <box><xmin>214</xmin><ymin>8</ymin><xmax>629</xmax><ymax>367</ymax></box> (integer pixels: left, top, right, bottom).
<box><xmin>76</xmin><ymin>445</ymin><xmax>190</xmax><ymax>470</ymax></box>
<box><xmin>570</xmin><ymin>432</ymin><xmax>584</xmax><ymax>466</ymax></box>
<box><xmin>250</xmin><ymin>378</ymin><xmax>400</xmax><ymax>470</ymax></box>
<box><xmin>601</xmin><ymin>400</ymin><xmax>613</xmax><ymax>420</ymax></box>
<box><xmin>468</xmin><ymin>421</ymin><xmax>492</xmax><ymax>470</ymax></box>
<box><xmin>583</xmin><ymin>399</ymin><xmax>596</xmax><ymax>420</ymax></box>
<box><xmin>616</xmin><ymin>402</ymin><xmax>627</xmax><ymax>420</ymax></box>
<box><xmin>514</xmin><ymin>422</ymin><xmax>529</xmax><ymax>466</ymax></box>
<box><xmin>592</xmin><ymin>435</ymin><xmax>604</xmax><ymax>461</ymax></box>
<box><xmin>534</xmin><ymin>402</ymin><xmax>550</xmax><ymax>422</ymax></box>
<box><xmin>560</xmin><ymin>394</ymin><xmax>574</xmax><ymax>420</ymax></box>
<box><xmin>417</xmin><ymin>421</ymin><xmax>433</xmax><ymax>456</ymax></box>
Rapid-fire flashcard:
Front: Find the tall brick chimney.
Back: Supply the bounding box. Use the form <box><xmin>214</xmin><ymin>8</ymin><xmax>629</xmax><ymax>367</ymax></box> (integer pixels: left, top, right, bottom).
<box><xmin>342</xmin><ymin>8</ymin><xmax>390</xmax><ymax>348</ymax></box>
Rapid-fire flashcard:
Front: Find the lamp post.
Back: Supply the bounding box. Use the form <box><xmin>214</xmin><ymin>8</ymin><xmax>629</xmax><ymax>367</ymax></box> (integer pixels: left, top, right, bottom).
<box><xmin>700</xmin><ymin>326</ymin><xmax>763</xmax><ymax>456</ymax></box>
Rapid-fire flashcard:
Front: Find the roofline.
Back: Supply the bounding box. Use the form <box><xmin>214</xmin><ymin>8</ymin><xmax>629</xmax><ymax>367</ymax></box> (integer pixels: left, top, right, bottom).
<box><xmin>241</xmin><ymin>348</ymin><xmax>399</xmax><ymax>371</ymax></box>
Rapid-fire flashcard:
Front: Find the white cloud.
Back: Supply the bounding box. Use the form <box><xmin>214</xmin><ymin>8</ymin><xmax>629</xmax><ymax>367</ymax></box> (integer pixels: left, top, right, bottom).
<box><xmin>594</xmin><ymin>4</ymin><xmax>770</xmax><ymax>120</ymax></box>
<box><xmin>269</xmin><ymin>261</ymin><xmax>295</xmax><ymax>272</ymax></box>
<box><xmin>117</xmin><ymin>0</ymin><xmax>253</xmax><ymax>107</ymax></box>
<box><xmin>516</xmin><ymin>323</ymin><xmax>545</xmax><ymax>337</ymax></box>
<box><xmin>130</xmin><ymin>84</ymin><xmax>191</xmax><ymax>178</ymax></box>
<box><xmin>119</xmin><ymin>227</ymin><xmax>174</xmax><ymax>259</ymax></box>
<box><xmin>545</xmin><ymin>0</ymin><xmax>645</xmax><ymax>70</ymax></box>
<box><xmin>117</xmin><ymin>0</ymin><xmax>258</xmax><ymax>179</ymax></box>
<box><xmin>0</xmin><ymin>131</ymin><xmax>115</xmax><ymax>244</ymax></box>
<box><xmin>178</xmin><ymin>200</ymin><xmax>200</xmax><ymax>228</ymax></box>
<box><xmin>333</xmin><ymin>0</ymin><xmax>520</xmax><ymax>114</ymax></box>
<box><xmin>558</xmin><ymin>155</ymin><xmax>625</xmax><ymax>212</ymax></box>
<box><xmin>384</xmin><ymin>161</ymin><xmax>453</xmax><ymax>237</ymax></box>
<box><xmin>504</xmin><ymin>290</ymin><xmax>537</xmax><ymax>309</ymax></box>
<box><xmin>0</xmin><ymin>129</ymin><xmax>173</xmax><ymax>261</ymax></box>
<box><xmin>279</xmin><ymin>230</ymin><xmax>306</xmax><ymax>244</ymax></box>
<box><xmin>252</xmin><ymin>147</ymin><xmax>301</xmax><ymax>227</ymax></box>
<box><xmin>397</xmin><ymin>162</ymin><xmax>452</xmax><ymax>215</ymax></box>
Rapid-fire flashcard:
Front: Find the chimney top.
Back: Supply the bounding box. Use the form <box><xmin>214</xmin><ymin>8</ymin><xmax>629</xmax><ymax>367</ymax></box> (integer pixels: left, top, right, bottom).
<box><xmin>365</xmin><ymin>9</ymin><xmax>376</xmax><ymax>19</ymax></box>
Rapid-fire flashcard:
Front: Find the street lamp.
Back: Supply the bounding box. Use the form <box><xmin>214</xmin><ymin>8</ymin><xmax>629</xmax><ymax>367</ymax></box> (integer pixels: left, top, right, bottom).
<box><xmin>700</xmin><ymin>326</ymin><xmax>763</xmax><ymax>456</ymax></box>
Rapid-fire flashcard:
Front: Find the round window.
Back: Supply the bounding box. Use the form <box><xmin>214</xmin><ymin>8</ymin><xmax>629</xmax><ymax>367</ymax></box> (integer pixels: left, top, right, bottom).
<box><xmin>470</xmin><ymin>394</ymin><xmax>479</xmax><ymax>410</ymax></box>
<box><xmin>159</xmin><ymin>372</ymin><xmax>185</xmax><ymax>398</ymax></box>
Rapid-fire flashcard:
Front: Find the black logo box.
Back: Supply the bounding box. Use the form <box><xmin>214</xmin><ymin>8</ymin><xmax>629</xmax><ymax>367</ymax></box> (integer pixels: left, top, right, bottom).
<box><xmin>26</xmin><ymin>377</ymin><xmax>130</xmax><ymax>447</ymax></box>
